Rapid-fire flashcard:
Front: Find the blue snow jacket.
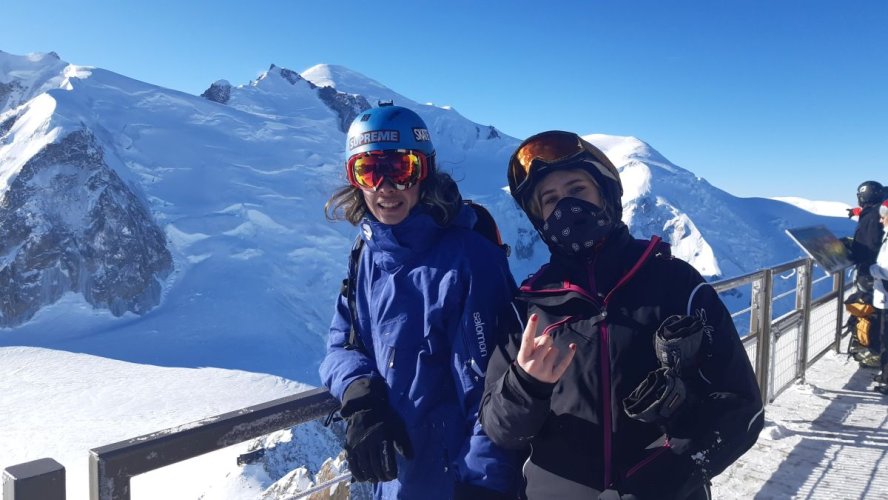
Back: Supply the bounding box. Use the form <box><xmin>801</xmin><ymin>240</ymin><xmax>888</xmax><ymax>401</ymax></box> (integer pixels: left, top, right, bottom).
<box><xmin>319</xmin><ymin>204</ymin><xmax>520</xmax><ymax>499</ymax></box>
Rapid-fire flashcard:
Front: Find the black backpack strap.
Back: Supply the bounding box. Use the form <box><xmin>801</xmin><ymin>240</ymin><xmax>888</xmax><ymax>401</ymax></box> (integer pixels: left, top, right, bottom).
<box><xmin>339</xmin><ymin>235</ymin><xmax>366</xmax><ymax>352</ymax></box>
<box><xmin>464</xmin><ymin>200</ymin><xmax>510</xmax><ymax>257</ymax></box>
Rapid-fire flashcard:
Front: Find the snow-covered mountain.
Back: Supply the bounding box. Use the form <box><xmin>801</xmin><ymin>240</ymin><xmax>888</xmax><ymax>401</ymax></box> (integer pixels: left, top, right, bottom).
<box><xmin>594</xmin><ymin>134</ymin><xmax>854</xmax><ymax>279</ymax></box>
<box><xmin>1</xmin><ymin>51</ymin><xmax>855</xmax><ymax>333</ymax></box>
<box><xmin>0</xmin><ymin>50</ymin><xmax>855</xmax><ymax>498</ymax></box>
<box><xmin>0</xmin><ymin>51</ymin><xmax>69</xmax><ymax>111</ymax></box>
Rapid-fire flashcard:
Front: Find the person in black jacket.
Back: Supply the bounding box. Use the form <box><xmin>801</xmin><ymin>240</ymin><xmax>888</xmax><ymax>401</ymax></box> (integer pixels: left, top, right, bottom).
<box><xmin>848</xmin><ymin>181</ymin><xmax>885</xmax><ymax>365</ymax></box>
<box><xmin>479</xmin><ymin>131</ymin><xmax>765</xmax><ymax>500</ymax></box>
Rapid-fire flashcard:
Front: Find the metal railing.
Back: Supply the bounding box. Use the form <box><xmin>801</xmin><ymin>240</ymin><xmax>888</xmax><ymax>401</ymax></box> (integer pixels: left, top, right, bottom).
<box><xmin>2</xmin><ymin>258</ymin><xmax>854</xmax><ymax>500</ymax></box>
<box><xmin>712</xmin><ymin>258</ymin><xmax>849</xmax><ymax>403</ymax></box>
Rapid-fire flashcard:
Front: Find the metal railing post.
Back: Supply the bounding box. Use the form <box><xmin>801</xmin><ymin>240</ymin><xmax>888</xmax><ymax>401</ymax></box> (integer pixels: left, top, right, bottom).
<box><xmin>834</xmin><ymin>270</ymin><xmax>846</xmax><ymax>352</ymax></box>
<box><xmin>2</xmin><ymin>458</ymin><xmax>65</xmax><ymax>500</ymax></box>
<box><xmin>748</xmin><ymin>276</ymin><xmax>760</xmax><ymax>338</ymax></box>
<box><xmin>754</xmin><ymin>269</ymin><xmax>773</xmax><ymax>404</ymax></box>
<box><xmin>797</xmin><ymin>260</ymin><xmax>813</xmax><ymax>383</ymax></box>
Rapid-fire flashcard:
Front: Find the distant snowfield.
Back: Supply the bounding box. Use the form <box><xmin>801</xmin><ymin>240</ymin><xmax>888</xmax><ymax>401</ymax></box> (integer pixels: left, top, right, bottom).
<box><xmin>0</xmin><ymin>346</ymin><xmax>317</xmax><ymax>498</ymax></box>
<box><xmin>771</xmin><ymin>196</ymin><xmax>853</xmax><ymax>218</ymax></box>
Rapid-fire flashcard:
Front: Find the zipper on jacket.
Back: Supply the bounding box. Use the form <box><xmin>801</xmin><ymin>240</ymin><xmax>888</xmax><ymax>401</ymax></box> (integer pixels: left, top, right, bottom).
<box><xmin>523</xmin><ymin>238</ymin><xmax>662</xmax><ymax>490</ymax></box>
<box><xmin>387</xmin><ymin>347</ymin><xmax>396</xmax><ymax>369</ymax></box>
<box><xmin>600</xmin><ymin>321</ymin><xmax>613</xmax><ymax>487</ymax></box>
<box><xmin>594</xmin><ymin>236</ymin><xmax>662</xmax><ymax>489</ymax></box>
<box><xmin>542</xmin><ymin>316</ymin><xmax>574</xmax><ymax>336</ymax></box>
<box><xmin>460</xmin><ymin>321</ymin><xmax>485</xmax><ymax>381</ymax></box>
<box><xmin>624</xmin><ymin>439</ymin><xmax>671</xmax><ymax>479</ymax></box>
<box><xmin>468</xmin><ymin>358</ymin><xmax>484</xmax><ymax>379</ymax></box>
<box><xmin>542</xmin><ymin>311</ymin><xmax>623</xmax><ymax>487</ymax></box>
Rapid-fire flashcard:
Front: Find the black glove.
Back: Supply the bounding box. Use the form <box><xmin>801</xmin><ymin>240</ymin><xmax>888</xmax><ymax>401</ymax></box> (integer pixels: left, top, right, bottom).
<box><xmin>453</xmin><ymin>482</ymin><xmax>516</xmax><ymax>500</ymax></box>
<box><xmin>340</xmin><ymin>377</ymin><xmax>413</xmax><ymax>483</ymax></box>
<box><xmin>847</xmin><ymin>207</ymin><xmax>856</xmax><ymax>218</ymax></box>
<box><xmin>622</xmin><ymin>367</ymin><xmax>688</xmax><ymax>425</ymax></box>
<box><xmin>654</xmin><ymin>315</ymin><xmax>704</xmax><ymax>377</ymax></box>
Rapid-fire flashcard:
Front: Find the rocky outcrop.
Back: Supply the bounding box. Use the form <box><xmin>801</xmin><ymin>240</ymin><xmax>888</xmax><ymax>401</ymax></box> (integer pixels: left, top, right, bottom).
<box><xmin>0</xmin><ymin>80</ymin><xmax>24</xmax><ymax>113</ymax></box>
<box><xmin>277</xmin><ymin>65</ymin><xmax>314</xmax><ymax>88</ymax></box>
<box><xmin>513</xmin><ymin>227</ymin><xmax>539</xmax><ymax>260</ymax></box>
<box><xmin>0</xmin><ymin>113</ymin><xmax>16</xmax><ymax>139</ymax></box>
<box><xmin>0</xmin><ymin>130</ymin><xmax>172</xmax><ymax>327</ymax></box>
<box><xmin>200</xmin><ymin>80</ymin><xmax>232</xmax><ymax>104</ymax></box>
<box><xmin>316</xmin><ymin>86</ymin><xmax>371</xmax><ymax>133</ymax></box>
<box><xmin>474</xmin><ymin>125</ymin><xmax>501</xmax><ymax>140</ymax></box>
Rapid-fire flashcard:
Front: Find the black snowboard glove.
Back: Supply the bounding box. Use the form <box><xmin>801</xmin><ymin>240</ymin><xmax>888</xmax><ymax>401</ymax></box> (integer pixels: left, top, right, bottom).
<box><xmin>340</xmin><ymin>377</ymin><xmax>414</xmax><ymax>483</ymax></box>
<box><xmin>624</xmin><ymin>315</ymin><xmax>705</xmax><ymax>434</ymax></box>
<box><xmin>653</xmin><ymin>314</ymin><xmax>705</xmax><ymax>377</ymax></box>
<box><xmin>622</xmin><ymin>367</ymin><xmax>688</xmax><ymax>425</ymax></box>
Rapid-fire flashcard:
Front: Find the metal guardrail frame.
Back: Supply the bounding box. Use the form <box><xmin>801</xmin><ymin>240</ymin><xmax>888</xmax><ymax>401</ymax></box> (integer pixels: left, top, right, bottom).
<box><xmin>2</xmin><ymin>258</ymin><xmax>855</xmax><ymax>500</ymax></box>
<box><xmin>88</xmin><ymin>387</ymin><xmax>339</xmax><ymax>500</ymax></box>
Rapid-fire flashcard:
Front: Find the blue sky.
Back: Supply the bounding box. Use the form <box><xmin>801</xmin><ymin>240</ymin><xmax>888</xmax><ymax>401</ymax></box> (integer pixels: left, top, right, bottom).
<box><xmin>3</xmin><ymin>0</ymin><xmax>886</xmax><ymax>203</ymax></box>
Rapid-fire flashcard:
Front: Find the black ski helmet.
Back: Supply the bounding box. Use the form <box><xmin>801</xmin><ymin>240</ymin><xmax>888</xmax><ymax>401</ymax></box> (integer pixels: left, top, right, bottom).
<box><xmin>857</xmin><ymin>180</ymin><xmax>883</xmax><ymax>206</ymax></box>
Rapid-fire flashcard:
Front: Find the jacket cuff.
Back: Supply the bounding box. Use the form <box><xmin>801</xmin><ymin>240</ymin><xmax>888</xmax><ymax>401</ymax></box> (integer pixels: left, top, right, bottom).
<box><xmin>512</xmin><ymin>362</ymin><xmax>557</xmax><ymax>399</ymax></box>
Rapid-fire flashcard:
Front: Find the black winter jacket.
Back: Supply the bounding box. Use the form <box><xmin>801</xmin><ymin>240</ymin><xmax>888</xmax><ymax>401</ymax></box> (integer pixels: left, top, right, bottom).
<box><xmin>480</xmin><ymin>227</ymin><xmax>764</xmax><ymax>500</ymax></box>
<box><xmin>852</xmin><ymin>204</ymin><xmax>883</xmax><ymax>291</ymax></box>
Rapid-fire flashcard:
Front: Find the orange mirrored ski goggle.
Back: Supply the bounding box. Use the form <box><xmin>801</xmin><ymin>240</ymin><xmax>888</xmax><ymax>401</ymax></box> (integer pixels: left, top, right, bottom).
<box><xmin>347</xmin><ymin>149</ymin><xmax>429</xmax><ymax>191</ymax></box>
<box><xmin>508</xmin><ymin>131</ymin><xmax>594</xmax><ymax>196</ymax></box>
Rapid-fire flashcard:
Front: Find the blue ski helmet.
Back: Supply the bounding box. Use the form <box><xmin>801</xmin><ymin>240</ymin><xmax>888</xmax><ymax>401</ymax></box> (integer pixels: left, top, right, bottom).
<box><xmin>346</xmin><ymin>103</ymin><xmax>435</xmax><ymax>161</ymax></box>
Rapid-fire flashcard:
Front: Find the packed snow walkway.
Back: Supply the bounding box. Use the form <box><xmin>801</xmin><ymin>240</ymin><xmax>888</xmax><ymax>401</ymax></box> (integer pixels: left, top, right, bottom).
<box><xmin>712</xmin><ymin>350</ymin><xmax>888</xmax><ymax>499</ymax></box>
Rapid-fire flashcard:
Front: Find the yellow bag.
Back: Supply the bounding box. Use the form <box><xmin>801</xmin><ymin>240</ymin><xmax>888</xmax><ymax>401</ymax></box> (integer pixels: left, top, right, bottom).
<box><xmin>846</xmin><ymin>301</ymin><xmax>876</xmax><ymax>347</ymax></box>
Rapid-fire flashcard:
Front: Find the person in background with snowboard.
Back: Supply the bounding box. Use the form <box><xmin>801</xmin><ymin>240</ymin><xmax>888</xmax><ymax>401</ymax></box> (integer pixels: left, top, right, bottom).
<box><xmin>320</xmin><ymin>103</ymin><xmax>519</xmax><ymax>499</ymax></box>
<box><xmin>479</xmin><ymin>130</ymin><xmax>764</xmax><ymax>499</ymax></box>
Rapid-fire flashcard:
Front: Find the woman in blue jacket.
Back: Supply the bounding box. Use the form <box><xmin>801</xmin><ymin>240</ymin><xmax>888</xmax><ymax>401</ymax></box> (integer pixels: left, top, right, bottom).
<box><xmin>320</xmin><ymin>103</ymin><xmax>519</xmax><ymax>499</ymax></box>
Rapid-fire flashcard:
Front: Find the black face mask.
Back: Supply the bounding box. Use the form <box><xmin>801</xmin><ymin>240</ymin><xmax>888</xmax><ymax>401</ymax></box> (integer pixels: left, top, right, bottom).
<box><xmin>539</xmin><ymin>197</ymin><xmax>615</xmax><ymax>257</ymax></box>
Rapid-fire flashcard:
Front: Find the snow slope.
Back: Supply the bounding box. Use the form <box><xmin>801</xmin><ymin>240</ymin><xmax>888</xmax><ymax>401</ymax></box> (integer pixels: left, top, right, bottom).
<box><xmin>772</xmin><ymin>196</ymin><xmax>854</xmax><ymax>218</ymax></box>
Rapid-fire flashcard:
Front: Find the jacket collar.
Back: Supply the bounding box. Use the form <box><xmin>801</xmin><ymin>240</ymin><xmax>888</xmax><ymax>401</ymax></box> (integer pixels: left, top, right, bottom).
<box><xmin>359</xmin><ymin>204</ymin><xmax>476</xmax><ymax>272</ymax></box>
<box><xmin>525</xmin><ymin>224</ymin><xmax>654</xmax><ymax>296</ymax></box>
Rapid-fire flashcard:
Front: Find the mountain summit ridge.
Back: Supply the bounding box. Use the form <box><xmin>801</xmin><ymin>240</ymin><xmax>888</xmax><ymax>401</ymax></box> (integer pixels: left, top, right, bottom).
<box><xmin>0</xmin><ymin>48</ymin><xmax>852</xmax><ymax>345</ymax></box>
